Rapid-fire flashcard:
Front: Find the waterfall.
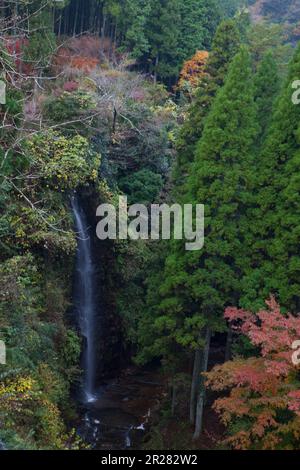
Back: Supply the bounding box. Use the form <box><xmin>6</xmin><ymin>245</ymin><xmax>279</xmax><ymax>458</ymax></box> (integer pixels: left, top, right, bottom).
<box><xmin>0</xmin><ymin>440</ymin><xmax>6</xmax><ymax>451</ymax></box>
<box><xmin>71</xmin><ymin>194</ymin><xmax>97</xmax><ymax>403</ymax></box>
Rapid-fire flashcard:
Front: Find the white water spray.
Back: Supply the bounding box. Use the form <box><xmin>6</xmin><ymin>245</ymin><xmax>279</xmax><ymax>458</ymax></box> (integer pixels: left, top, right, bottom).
<box><xmin>71</xmin><ymin>195</ymin><xmax>97</xmax><ymax>403</ymax></box>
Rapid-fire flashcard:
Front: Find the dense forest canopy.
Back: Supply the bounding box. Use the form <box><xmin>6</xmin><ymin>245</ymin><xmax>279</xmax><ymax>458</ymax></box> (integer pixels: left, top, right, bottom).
<box><xmin>0</xmin><ymin>0</ymin><xmax>248</xmax><ymax>83</ymax></box>
<box><xmin>1</xmin><ymin>0</ymin><xmax>300</xmax><ymax>454</ymax></box>
<box><xmin>57</xmin><ymin>0</ymin><xmax>223</xmax><ymax>83</ymax></box>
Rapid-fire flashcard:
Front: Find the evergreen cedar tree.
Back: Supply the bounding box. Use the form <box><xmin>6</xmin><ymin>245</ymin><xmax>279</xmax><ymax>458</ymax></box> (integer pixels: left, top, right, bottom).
<box><xmin>253</xmin><ymin>50</ymin><xmax>280</xmax><ymax>144</ymax></box>
<box><xmin>136</xmin><ymin>18</ymin><xmax>242</xmax><ymax>366</ymax></box>
<box><xmin>155</xmin><ymin>46</ymin><xmax>259</xmax><ymax>363</ymax></box>
<box><xmin>174</xmin><ymin>19</ymin><xmax>241</xmax><ymax>188</ymax></box>
<box><xmin>137</xmin><ymin>42</ymin><xmax>262</xmax><ymax>436</ymax></box>
<box><xmin>137</xmin><ymin>37</ymin><xmax>289</xmax><ymax>438</ymax></box>
<box><xmin>242</xmin><ymin>43</ymin><xmax>300</xmax><ymax>313</ymax></box>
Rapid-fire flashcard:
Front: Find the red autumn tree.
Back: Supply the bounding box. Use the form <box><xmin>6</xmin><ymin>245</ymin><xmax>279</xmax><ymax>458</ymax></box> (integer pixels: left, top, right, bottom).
<box><xmin>3</xmin><ymin>37</ymin><xmax>33</xmax><ymax>75</ymax></box>
<box><xmin>205</xmin><ymin>297</ymin><xmax>300</xmax><ymax>450</ymax></box>
<box><xmin>69</xmin><ymin>56</ymin><xmax>99</xmax><ymax>73</ymax></box>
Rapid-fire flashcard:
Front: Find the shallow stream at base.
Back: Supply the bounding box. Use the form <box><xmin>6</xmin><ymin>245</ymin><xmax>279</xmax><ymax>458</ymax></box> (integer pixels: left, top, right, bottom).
<box><xmin>77</xmin><ymin>369</ymin><xmax>164</xmax><ymax>450</ymax></box>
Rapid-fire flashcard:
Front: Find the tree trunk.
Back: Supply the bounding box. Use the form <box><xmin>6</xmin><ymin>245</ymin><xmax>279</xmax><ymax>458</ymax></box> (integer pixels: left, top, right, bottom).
<box><xmin>112</xmin><ymin>107</ymin><xmax>117</xmax><ymax>134</ymax></box>
<box><xmin>64</xmin><ymin>5</ymin><xmax>69</xmax><ymax>35</ymax></box>
<box><xmin>225</xmin><ymin>326</ymin><xmax>233</xmax><ymax>362</ymax></box>
<box><xmin>101</xmin><ymin>13</ymin><xmax>107</xmax><ymax>38</ymax></box>
<box><xmin>89</xmin><ymin>0</ymin><xmax>96</xmax><ymax>34</ymax></box>
<box><xmin>58</xmin><ymin>13</ymin><xmax>62</xmax><ymax>38</ymax></box>
<box><xmin>114</xmin><ymin>22</ymin><xmax>118</xmax><ymax>49</ymax></box>
<box><xmin>154</xmin><ymin>55</ymin><xmax>159</xmax><ymax>83</ymax></box>
<box><xmin>189</xmin><ymin>348</ymin><xmax>201</xmax><ymax>424</ymax></box>
<box><xmin>73</xmin><ymin>0</ymin><xmax>79</xmax><ymax>37</ymax></box>
<box><xmin>193</xmin><ymin>328</ymin><xmax>211</xmax><ymax>440</ymax></box>
<box><xmin>171</xmin><ymin>381</ymin><xmax>177</xmax><ymax>417</ymax></box>
<box><xmin>80</xmin><ymin>2</ymin><xmax>85</xmax><ymax>35</ymax></box>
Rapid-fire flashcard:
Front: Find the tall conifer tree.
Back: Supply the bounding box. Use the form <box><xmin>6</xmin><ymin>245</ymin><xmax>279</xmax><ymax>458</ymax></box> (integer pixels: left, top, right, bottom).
<box><xmin>137</xmin><ymin>46</ymin><xmax>259</xmax><ymax>435</ymax></box>
<box><xmin>254</xmin><ymin>50</ymin><xmax>280</xmax><ymax>143</ymax></box>
<box><xmin>175</xmin><ymin>19</ymin><xmax>240</xmax><ymax>187</ymax></box>
<box><xmin>242</xmin><ymin>44</ymin><xmax>300</xmax><ymax>312</ymax></box>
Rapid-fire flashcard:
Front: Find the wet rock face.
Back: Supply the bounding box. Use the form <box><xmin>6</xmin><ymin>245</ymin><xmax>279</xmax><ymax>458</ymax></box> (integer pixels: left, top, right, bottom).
<box><xmin>72</xmin><ymin>193</ymin><xmax>165</xmax><ymax>449</ymax></box>
<box><xmin>75</xmin><ymin>191</ymin><xmax>124</xmax><ymax>385</ymax></box>
<box><xmin>90</xmin><ymin>216</ymin><xmax>125</xmax><ymax>381</ymax></box>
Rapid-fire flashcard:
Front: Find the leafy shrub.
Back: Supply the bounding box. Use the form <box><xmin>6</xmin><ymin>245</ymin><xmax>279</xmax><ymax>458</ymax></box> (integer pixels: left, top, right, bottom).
<box><xmin>27</xmin><ymin>131</ymin><xmax>100</xmax><ymax>190</ymax></box>
<box><xmin>42</xmin><ymin>90</ymin><xmax>96</xmax><ymax>130</ymax></box>
<box><xmin>119</xmin><ymin>169</ymin><xmax>163</xmax><ymax>204</ymax></box>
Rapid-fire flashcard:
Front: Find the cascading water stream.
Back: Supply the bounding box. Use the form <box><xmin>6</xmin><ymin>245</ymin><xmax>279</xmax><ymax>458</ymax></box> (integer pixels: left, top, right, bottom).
<box><xmin>71</xmin><ymin>194</ymin><xmax>97</xmax><ymax>404</ymax></box>
<box><xmin>0</xmin><ymin>440</ymin><xmax>6</xmax><ymax>451</ymax></box>
<box><xmin>71</xmin><ymin>194</ymin><xmax>155</xmax><ymax>449</ymax></box>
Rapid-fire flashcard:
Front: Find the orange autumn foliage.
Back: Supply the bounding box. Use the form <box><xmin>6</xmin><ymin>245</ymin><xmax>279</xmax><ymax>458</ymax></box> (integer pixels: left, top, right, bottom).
<box><xmin>53</xmin><ymin>48</ymin><xmax>99</xmax><ymax>73</ymax></box>
<box><xmin>177</xmin><ymin>50</ymin><xmax>209</xmax><ymax>91</ymax></box>
<box><xmin>69</xmin><ymin>56</ymin><xmax>99</xmax><ymax>72</ymax></box>
<box><xmin>53</xmin><ymin>36</ymin><xmax>114</xmax><ymax>74</ymax></box>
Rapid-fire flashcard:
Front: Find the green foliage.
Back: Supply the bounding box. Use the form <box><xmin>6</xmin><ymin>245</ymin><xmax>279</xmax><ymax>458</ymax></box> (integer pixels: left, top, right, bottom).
<box><xmin>242</xmin><ymin>43</ymin><xmax>300</xmax><ymax>312</ymax></box>
<box><xmin>119</xmin><ymin>169</ymin><xmax>163</xmax><ymax>204</ymax></box>
<box><xmin>247</xmin><ymin>22</ymin><xmax>293</xmax><ymax>75</ymax></box>
<box><xmin>145</xmin><ymin>0</ymin><xmax>181</xmax><ymax>82</ymax></box>
<box><xmin>145</xmin><ymin>0</ymin><xmax>220</xmax><ymax>82</ymax></box>
<box><xmin>254</xmin><ymin>51</ymin><xmax>280</xmax><ymax>143</ymax></box>
<box><xmin>216</xmin><ymin>0</ymin><xmax>249</xmax><ymax>18</ymax></box>
<box><xmin>23</xmin><ymin>5</ymin><xmax>56</xmax><ymax>69</ymax></box>
<box><xmin>3</xmin><ymin>0</ymin><xmax>300</xmax><ymax>452</ymax></box>
<box><xmin>42</xmin><ymin>91</ymin><xmax>97</xmax><ymax>135</ymax></box>
<box><xmin>0</xmin><ymin>255</ymin><xmax>74</xmax><ymax>371</ymax></box>
<box><xmin>137</xmin><ymin>47</ymin><xmax>259</xmax><ymax>369</ymax></box>
<box><xmin>96</xmin><ymin>80</ymin><xmax>177</xmax><ymax>185</ymax></box>
<box><xmin>175</xmin><ymin>19</ymin><xmax>241</xmax><ymax>188</ymax></box>
<box><xmin>27</xmin><ymin>131</ymin><xmax>100</xmax><ymax>190</ymax></box>
<box><xmin>179</xmin><ymin>0</ymin><xmax>221</xmax><ymax>55</ymax></box>
<box><xmin>0</xmin><ymin>251</ymin><xmax>81</xmax><ymax>449</ymax></box>
<box><xmin>61</xmin><ymin>330</ymin><xmax>81</xmax><ymax>374</ymax></box>
<box><xmin>114</xmin><ymin>240</ymin><xmax>155</xmax><ymax>344</ymax></box>
<box><xmin>120</xmin><ymin>0</ymin><xmax>151</xmax><ymax>58</ymax></box>
<box><xmin>0</xmin><ymin>371</ymin><xmax>82</xmax><ymax>449</ymax></box>
<box><xmin>0</xmin><ymin>82</ymin><xmax>23</xmax><ymax>168</ymax></box>
<box><xmin>187</xmin><ymin>45</ymin><xmax>258</xmax><ymax>321</ymax></box>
